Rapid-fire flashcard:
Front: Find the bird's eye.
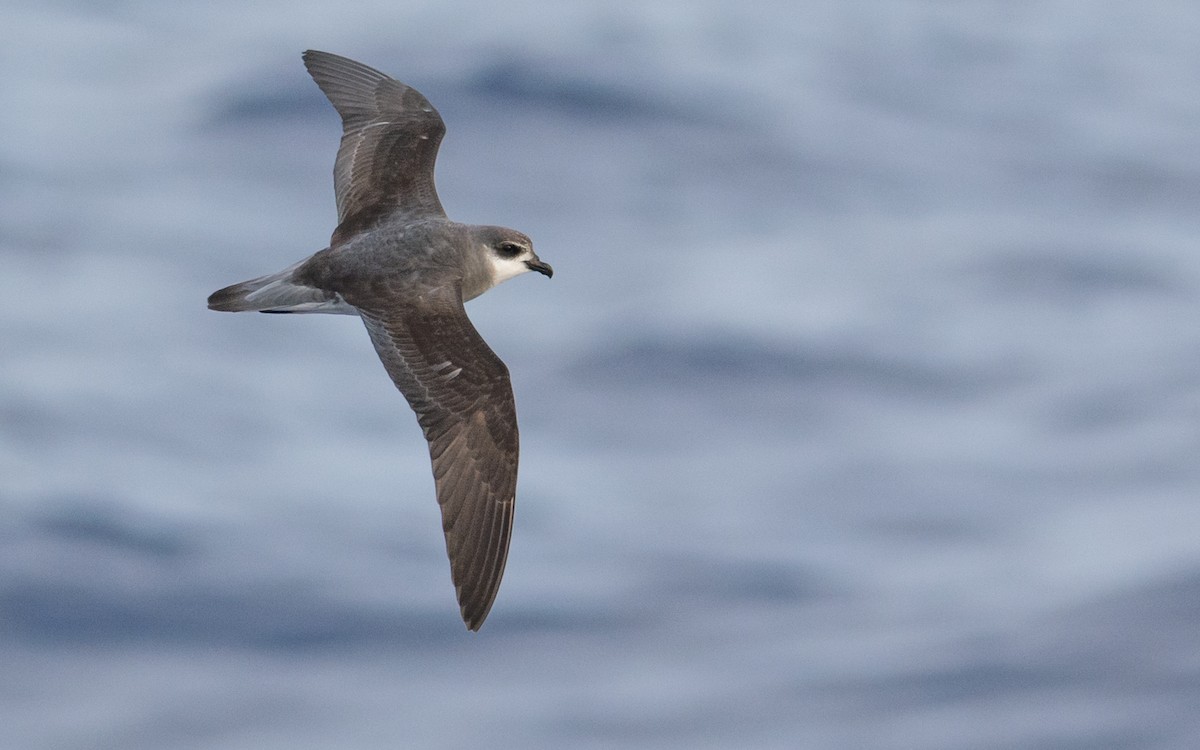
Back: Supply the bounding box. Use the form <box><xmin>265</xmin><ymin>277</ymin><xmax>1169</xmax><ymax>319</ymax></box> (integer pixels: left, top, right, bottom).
<box><xmin>497</xmin><ymin>242</ymin><xmax>523</xmax><ymax>258</ymax></box>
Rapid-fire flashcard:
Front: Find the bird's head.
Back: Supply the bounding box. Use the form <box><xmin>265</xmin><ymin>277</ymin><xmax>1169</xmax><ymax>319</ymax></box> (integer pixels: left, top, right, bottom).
<box><xmin>485</xmin><ymin>228</ymin><xmax>553</xmax><ymax>285</ymax></box>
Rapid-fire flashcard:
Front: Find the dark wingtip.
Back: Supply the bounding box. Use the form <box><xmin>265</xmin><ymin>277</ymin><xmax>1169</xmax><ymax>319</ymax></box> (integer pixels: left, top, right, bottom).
<box><xmin>301</xmin><ymin>49</ymin><xmax>326</xmax><ymax>78</ymax></box>
<box><xmin>462</xmin><ymin>603</ymin><xmax>488</xmax><ymax>632</ymax></box>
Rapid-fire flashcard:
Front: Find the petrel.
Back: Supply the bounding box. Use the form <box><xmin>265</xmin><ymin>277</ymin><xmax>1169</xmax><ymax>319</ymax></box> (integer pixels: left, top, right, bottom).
<box><xmin>208</xmin><ymin>50</ymin><xmax>553</xmax><ymax>630</ymax></box>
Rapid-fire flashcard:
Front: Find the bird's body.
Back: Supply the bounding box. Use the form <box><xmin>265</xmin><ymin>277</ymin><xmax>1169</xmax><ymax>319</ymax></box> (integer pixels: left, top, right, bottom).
<box><xmin>208</xmin><ymin>50</ymin><xmax>552</xmax><ymax>630</ymax></box>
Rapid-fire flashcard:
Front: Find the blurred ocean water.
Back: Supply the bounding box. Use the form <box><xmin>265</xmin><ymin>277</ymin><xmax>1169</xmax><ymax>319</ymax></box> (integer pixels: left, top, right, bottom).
<box><xmin>2</xmin><ymin>2</ymin><xmax>1199</xmax><ymax>748</ymax></box>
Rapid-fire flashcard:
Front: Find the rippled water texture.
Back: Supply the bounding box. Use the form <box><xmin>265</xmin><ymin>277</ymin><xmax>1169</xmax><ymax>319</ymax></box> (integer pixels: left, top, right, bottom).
<box><xmin>3</xmin><ymin>2</ymin><xmax>1199</xmax><ymax>748</ymax></box>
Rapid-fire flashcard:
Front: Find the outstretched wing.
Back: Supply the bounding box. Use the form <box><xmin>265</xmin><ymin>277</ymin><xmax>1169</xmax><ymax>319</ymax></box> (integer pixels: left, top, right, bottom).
<box><xmin>355</xmin><ymin>285</ymin><xmax>517</xmax><ymax>631</ymax></box>
<box><xmin>302</xmin><ymin>50</ymin><xmax>447</xmax><ymax>244</ymax></box>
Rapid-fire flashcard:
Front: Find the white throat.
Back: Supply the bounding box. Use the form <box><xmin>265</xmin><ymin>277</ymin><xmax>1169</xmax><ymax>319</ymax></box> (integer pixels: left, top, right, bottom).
<box><xmin>488</xmin><ymin>253</ymin><xmax>531</xmax><ymax>286</ymax></box>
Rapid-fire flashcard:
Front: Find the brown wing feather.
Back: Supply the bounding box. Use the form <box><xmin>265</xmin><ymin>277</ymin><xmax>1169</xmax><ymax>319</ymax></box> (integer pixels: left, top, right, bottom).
<box><xmin>302</xmin><ymin>50</ymin><xmax>447</xmax><ymax>243</ymax></box>
<box><xmin>355</xmin><ymin>285</ymin><xmax>517</xmax><ymax>631</ymax></box>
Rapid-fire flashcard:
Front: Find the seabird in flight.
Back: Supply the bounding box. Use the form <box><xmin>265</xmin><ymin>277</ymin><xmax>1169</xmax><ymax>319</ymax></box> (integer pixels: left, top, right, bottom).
<box><xmin>208</xmin><ymin>50</ymin><xmax>553</xmax><ymax>630</ymax></box>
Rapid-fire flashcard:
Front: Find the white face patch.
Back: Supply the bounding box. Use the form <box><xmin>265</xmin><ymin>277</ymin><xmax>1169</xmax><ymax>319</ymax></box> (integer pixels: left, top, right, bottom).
<box><xmin>487</xmin><ymin>244</ymin><xmax>533</xmax><ymax>285</ymax></box>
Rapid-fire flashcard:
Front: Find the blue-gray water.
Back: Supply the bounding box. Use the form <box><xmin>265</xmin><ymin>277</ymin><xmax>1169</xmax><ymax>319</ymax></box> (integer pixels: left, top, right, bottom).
<box><xmin>3</xmin><ymin>2</ymin><xmax>1199</xmax><ymax>748</ymax></box>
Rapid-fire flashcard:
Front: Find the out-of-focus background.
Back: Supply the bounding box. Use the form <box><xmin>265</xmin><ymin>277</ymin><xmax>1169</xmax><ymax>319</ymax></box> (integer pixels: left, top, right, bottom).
<box><xmin>3</xmin><ymin>2</ymin><xmax>1199</xmax><ymax>748</ymax></box>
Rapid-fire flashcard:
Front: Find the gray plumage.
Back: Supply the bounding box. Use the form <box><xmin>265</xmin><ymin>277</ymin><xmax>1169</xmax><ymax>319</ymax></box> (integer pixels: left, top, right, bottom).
<box><xmin>208</xmin><ymin>50</ymin><xmax>553</xmax><ymax>630</ymax></box>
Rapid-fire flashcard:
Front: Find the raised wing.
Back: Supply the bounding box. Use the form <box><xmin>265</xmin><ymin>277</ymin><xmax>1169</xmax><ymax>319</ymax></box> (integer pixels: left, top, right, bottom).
<box><xmin>302</xmin><ymin>50</ymin><xmax>447</xmax><ymax>244</ymax></box>
<box><xmin>355</xmin><ymin>285</ymin><xmax>517</xmax><ymax>630</ymax></box>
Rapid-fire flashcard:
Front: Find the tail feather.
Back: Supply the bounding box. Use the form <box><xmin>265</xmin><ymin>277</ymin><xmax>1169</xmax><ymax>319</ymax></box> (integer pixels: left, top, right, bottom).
<box><xmin>208</xmin><ymin>262</ymin><xmax>354</xmax><ymax>314</ymax></box>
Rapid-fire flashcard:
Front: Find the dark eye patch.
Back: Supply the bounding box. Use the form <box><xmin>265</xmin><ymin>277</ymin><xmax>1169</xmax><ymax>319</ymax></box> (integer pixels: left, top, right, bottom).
<box><xmin>497</xmin><ymin>242</ymin><xmax>523</xmax><ymax>258</ymax></box>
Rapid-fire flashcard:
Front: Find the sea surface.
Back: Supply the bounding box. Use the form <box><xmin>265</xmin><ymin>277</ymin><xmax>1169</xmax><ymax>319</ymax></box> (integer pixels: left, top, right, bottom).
<box><xmin>3</xmin><ymin>2</ymin><xmax>1199</xmax><ymax>748</ymax></box>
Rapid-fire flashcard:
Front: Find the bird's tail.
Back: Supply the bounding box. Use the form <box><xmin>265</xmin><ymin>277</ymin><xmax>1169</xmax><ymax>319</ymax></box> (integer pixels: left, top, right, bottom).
<box><xmin>207</xmin><ymin>261</ymin><xmax>353</xmax><ymax>314</ymax></box>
